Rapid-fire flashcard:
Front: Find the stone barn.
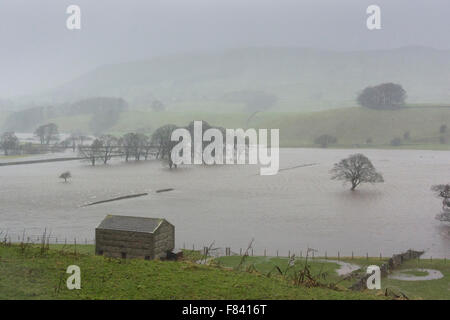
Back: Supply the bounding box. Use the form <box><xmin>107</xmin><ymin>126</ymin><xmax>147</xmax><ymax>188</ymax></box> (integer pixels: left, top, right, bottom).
<box><xmin>95</xmin><ymin>215</ymin><xmax>175</xmax><ymax>260</ymax></box>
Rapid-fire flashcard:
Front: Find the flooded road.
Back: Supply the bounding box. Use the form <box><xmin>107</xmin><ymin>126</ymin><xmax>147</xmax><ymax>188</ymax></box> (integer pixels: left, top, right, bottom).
<box><xmin>0</xmin><ymin>148</ymin><xmax>449</xmax><ymax>257</ymax></box>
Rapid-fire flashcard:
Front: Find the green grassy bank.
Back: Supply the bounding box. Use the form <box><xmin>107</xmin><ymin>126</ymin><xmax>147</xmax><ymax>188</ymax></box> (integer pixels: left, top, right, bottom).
<box><xmin>0</xmin><ymin>244</ymin><xmax>382</xmax><ymax>300</ymax></box>
<box><xmin>31</xmin><ymin>105</ymin><xmax>450</xmax><ymax>150</ymax></box>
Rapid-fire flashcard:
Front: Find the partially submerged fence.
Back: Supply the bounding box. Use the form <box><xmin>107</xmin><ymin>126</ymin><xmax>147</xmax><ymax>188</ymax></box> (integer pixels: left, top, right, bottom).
<box><xmin>1</xmin><ymin>231</ymin><xmax>447</xmax><ymax>260</ymax></box>
<box><xmin>181</xmin><ymin>242</ymin><xmax>447</xmax><ymax>260</ymax></box>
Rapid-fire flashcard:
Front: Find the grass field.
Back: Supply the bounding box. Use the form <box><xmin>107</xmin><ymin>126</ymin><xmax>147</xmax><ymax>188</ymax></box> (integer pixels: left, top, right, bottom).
<box><xmin>217</xmin><ymin>255</ymin><xmax>450</xmax><ymax>300</ymax></box>
<box><xmin>256</xmin><ymin>106</ymin><xmax>450</xmax><ymax>148</ymax></box>
<box><xmin>0</xmin><ymin>244</ymin><xmax>384</xmax><ymax>300</ymax></box>
<box><xmin>1</xmin><ymin>243</ymin><xmax>447</xmax><ymax>299</ymax></box>
<box><xmin>381</xmin><ymin>259</ymin><xmax>450</xmax><ymax>300</ymax></box>
<box><xmin>30</xmin><ymin>105</ymin><xmax>450</xmax><ymax>150</ymax></box>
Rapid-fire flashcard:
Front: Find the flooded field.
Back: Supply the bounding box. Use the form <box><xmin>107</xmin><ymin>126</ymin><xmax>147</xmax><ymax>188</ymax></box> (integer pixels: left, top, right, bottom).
<box><xmin>0</xmin><ymin>148</ymin><xmax>449</xmax><ymax>257</ymax></box>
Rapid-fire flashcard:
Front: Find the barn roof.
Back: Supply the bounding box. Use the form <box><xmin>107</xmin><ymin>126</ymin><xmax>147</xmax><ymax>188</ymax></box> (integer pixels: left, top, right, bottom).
<box><xmin>97</xmin><ymin>215</ymin><xmax>170</xmax><ymax>233</ymax></box>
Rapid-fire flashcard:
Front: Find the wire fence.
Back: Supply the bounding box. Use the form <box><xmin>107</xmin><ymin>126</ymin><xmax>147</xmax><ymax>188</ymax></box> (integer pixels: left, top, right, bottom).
<box><xmin>1</xmin><ymin>230</ymin><xmax>448</xmax><ymax>260</ymax></box>
<box><xmin>179</xmin><ymin>242</ymin><xmax>448</xmax><ymax>261</ymax></box>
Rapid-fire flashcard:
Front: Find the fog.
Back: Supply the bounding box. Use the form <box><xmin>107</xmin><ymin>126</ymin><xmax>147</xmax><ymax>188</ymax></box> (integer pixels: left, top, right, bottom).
<box><xmin>1</xmin><ymin>0</ymin><xmax>450</xmax><ymax>98</ymax></box>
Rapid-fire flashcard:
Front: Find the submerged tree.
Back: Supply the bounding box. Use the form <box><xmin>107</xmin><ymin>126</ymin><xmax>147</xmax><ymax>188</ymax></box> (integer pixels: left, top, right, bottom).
<box><xmin>151</xmin><ymin>124</ymin><xmax>178</xmax><ymax>160</ymax></box>
<box><xmin>59</xmin><ymin>171</ymin><xmax>72</xmax><ymax>182</ymax></box>
<box><xmin>98</xmin><ymin>134</ymin><xmax>119</xmax><ymax>164</ymax></box>
<box><xmin>431</xmin><ymin>184</ymin><xmax>450</xmax><ymax>222</ymax></box>
<box><xmin>314</xmin><ymin>134</ymin><xmax>337</xmax><ymax>148</ymax></box>
<box><xmin>121</xmin><ymin>132</ymin><xmax>147</xmax><ymax>161</ymax></box>
<box><xmin>78</xmin><ymin>139</ymin><xmax>103</xmax><ymax>166</ymax></box>
<box><xmin>0</xmin><ymin>131</ymin><xmax>19</xmax><ymax>155</ymax></box>
<box><xmin>330</xmin><ymin>153</ymin><xmax>384</xmax><ymax>190</ymax></box>
<box><xmin>34</xmin><ymin>123</ymin><xmax>59</xmax><ymax>145</ymax></box>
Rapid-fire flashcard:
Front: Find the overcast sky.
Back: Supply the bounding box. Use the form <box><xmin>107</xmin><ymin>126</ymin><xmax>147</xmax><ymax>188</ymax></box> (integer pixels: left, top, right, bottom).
<box><xmin>1</xmin><ymin>0</ymin><xmax>449</xmax><ymax>97</ymax></box>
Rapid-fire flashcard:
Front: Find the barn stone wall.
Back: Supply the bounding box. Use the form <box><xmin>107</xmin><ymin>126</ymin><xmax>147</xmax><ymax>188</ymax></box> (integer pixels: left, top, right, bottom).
<box><xmin>95</xmin><ymin>229</ymin><xmax>154</xmax><ymax>259</ymax></box>
<box><xmin>153</xmin><ymin>221</ymin><xmax>175</xmax><ymax>259</ymax></box>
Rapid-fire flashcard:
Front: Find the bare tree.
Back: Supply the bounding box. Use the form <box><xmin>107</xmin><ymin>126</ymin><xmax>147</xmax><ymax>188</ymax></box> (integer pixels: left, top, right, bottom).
<box><xmin>431</xmin><ymin>184</ymin><xmax>450</xmax><ymax>222</ymax></box>
<box><xmin>98</xmin><ymin>134</ymin><xmax>118</xmax><ymax>164</ymax></box>
<box><xmin>330</xmin><ymin>153</ymin><xmax>384</xmax><ymax>190</ymax></box>
<box><xmin>68</xmin><ymin>133</ymin><xmax>79</xmax><ymax>152</ymax></box>
<box><xmin>121</xmin><ymin>133</ymin><xmax>135</xmax><ymax>161</ymax></box>
<box><xmin>0</xmin><ymin>132</ymin><xmax>19</xmax><ymax>155</ymax></box>
<box><xmin>78</xmin><ymin>139</ymin><xmax>103</xmax><ymax>166</ymax></box>
<box><xmin>151</xmin><ymin>124</ymin><xmax>178</xmax><ymax>160</ymax></box>
<box><xmin>314</xmin><ymin>134</ymin><xmax>337</xmax><ymax>148</ymax></box>
<box><xmin>141</xmin><ymin>135</ymin><xmax>153</xmax><ymax>160</ymax></box>
<box><xmin>431</xmin><ymin>184</ymin><xmax>450</xmax><ymax>209</ymax></box>
<box><xmin>59</xmin><ymin>171</ymin><xmax>71</xmax><ymax>182</ymax></box>
<box><xmin>121</xmin><ymin>133</ymin><xmax>145</xmax><ymax>161</ymax></box>
<box><xmin>34</xmin><ymin>123</ymin><xmax>59</xmax><ymax>145</ymax></box>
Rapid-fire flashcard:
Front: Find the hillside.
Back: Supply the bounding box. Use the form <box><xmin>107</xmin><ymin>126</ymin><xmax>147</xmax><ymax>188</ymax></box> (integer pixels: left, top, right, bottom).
<box><xmin>22</xmin><ymin>46</ymin><xmax>450</xmax><ymax>112</ymax></box>
<box><xmin>30</xmin><ymin>105</ymin><xmax>450</xmax><ymax>150</ymax></box>
<box><xmin>255</xmin><ymin>105</ymin><xmax>450</xmax><ymax>148</ymax></box>
<box><xmin>0</xmin><ymin>244</ymin><xmax>381</xmax><ymax>300</ymax></box>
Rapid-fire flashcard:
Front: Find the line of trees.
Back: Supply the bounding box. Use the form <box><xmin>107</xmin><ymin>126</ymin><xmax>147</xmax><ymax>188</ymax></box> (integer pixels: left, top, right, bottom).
<box><xmin>77</xmin><ymin>120</ymin><xmax>228</xmax><ymax>167</ymax></box>
<box><xmin>78</xmin><ymin>133</ymin><xmax>154</xmax><ymax>166</ymax></box>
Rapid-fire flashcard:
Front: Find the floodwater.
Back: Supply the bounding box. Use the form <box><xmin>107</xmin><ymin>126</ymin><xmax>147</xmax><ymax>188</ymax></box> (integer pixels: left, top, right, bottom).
<box><xmin>0</xmin><ymin>148</ymin><xmax>449</xmax><ymax>257</ymax></box>
<box><xmin>388</xmin><ymin>269</ymin><xmax>444</xmax><ymax>281</ymax></box>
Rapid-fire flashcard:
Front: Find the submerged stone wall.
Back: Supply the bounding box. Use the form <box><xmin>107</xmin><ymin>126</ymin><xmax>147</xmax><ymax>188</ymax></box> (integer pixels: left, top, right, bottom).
<box><xmin>349</xmin><ymin>249</ymin><xmax>424</xmax><ymax>291</ymax></box>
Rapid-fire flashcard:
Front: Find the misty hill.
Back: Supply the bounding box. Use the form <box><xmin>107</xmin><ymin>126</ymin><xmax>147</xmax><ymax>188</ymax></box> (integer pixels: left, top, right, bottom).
<box><xmin>32</xmin><ymin>46</ymin><xmax>450</xmax><ymax>112</ymax></box>
<box><xmin>3</xmin><ymin>97</ymin><xmax>128</xmax><ymax>133</ymax></box>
